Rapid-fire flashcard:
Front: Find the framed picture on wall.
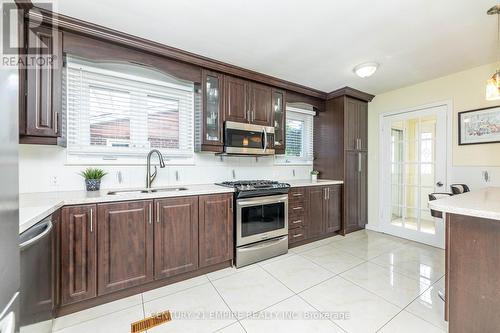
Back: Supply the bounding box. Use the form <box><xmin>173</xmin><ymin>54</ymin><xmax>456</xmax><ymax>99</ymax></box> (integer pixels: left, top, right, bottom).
<box><xmin>458</xmin><ymin>106</ymin><xmax>500</xmax><ymax>145</ymax></box>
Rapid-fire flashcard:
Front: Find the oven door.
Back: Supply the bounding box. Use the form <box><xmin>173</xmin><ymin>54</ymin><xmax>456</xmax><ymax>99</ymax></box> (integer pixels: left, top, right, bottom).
<box><xmin>224</xmin><ymin>121</ymin><xmax>275</xmax><ymax>155</ymax></box>
<box><xmin>236</xmin><ymin>194</ymin><xmax>288</xmax><ymax>246</ymax></box>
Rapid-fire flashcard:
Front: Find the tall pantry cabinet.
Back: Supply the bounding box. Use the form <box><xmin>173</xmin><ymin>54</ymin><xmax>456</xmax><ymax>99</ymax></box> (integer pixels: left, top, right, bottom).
<box><xmin>313</xmin><ymin>87</ymin><xmax>374</xmax><ymax>235</ymax></box>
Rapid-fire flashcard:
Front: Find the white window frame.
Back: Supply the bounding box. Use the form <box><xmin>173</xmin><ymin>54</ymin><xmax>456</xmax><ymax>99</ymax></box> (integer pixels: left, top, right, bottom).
<box><xmin>64</xmin><ymin>58</ymin><xmax>195</xmax><ymax>165</ymax></box>
<box><xmin>275</xmin><ymin>106</ymin><xmax>315</xmax><ymax>165</ymax></box>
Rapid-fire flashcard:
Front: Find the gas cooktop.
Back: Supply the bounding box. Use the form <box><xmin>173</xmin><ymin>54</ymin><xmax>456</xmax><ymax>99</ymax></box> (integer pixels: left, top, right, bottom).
<box><xmin>215</xmin><ymin>180</ymin><xmax>290</xmax><ymax>198</ymax></box>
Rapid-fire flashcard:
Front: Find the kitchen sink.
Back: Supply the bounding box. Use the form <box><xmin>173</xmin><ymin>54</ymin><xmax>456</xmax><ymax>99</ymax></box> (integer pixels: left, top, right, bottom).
<box><xmin>107</xmin><ymin>187</ymin><xmax>188</xmax><ymax>195</ymax></box>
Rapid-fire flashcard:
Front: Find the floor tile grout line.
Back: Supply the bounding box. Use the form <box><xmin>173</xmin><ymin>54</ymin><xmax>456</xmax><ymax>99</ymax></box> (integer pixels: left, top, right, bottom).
<box><xmin>367</xmin><ymin>259</ymin><xmax>444</xmax><ymax>284</ymax></box>
<box><xmin>52</xmin><ymin>297</ymin><xmax>144</xmax><ymax>331</ymax></box>
<box><xmin>399</xmin><ymin>278</ymin><xmax>448</xmax><ymax>331</ymax></box>
<box><xmin>295</xmin><ymin>293</ymin><xmax>348</xmax><ymax>333</ymax></box>
<box><xmin>141</xmin><ymin>278</ymin><xmax>212</xmax><ymax>304</ymax></box>
<box><xmin>207</xmin><ymin>278</ymin><xmax>241</xmax><ymax>327</ymax></box>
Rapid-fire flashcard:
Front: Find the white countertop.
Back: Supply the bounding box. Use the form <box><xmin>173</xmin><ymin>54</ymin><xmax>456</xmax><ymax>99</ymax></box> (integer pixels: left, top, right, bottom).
<box><xmin>19</xmin><ymin>179</ymin><xmax>343</xmax><ymax>234</ymax></box>
<box><xmin>429</xmin><ymin>187</ymin><xmax>500</xmax><ymax>221</ymax></box>
<box><xmin>286</xmin><ymin>179</ymin><xmax>344</xmax><ymax>187</ymax></box>
<box><xmin>19</xmin><ymin>184</ymin><xmax>234</xmax><ymax>234</ymax></box>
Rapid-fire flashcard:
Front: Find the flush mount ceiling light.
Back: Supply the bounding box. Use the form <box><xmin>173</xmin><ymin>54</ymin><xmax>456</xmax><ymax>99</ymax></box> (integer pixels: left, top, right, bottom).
<box><xmin>353</xmin><ymin>62</ymin><xmax>379</xmax><ymax>78</ymax></box>
<box><xmin>486</xmin><ymin>4</ymin><xmax>500</xmax><ymax>100</ymax></box>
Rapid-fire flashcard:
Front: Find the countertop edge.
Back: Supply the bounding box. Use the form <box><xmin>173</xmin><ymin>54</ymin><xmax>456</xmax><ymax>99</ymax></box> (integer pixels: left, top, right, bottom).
<box><xmin>19</xmin><ymin>179</ymin><xmax>344</xmax><ymax>234</ymax></box>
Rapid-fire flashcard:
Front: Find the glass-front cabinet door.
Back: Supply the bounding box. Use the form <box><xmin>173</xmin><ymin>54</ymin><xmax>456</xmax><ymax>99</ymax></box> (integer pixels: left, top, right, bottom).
<box><xmin>272</xmin><ymin>89</ymin><xmax>286</xmax><ymax>154</ymax></box>
<box><xmin>202</xmin><ymin>70</ymin><xmax>223</xmax><ymax>151</ymax></box>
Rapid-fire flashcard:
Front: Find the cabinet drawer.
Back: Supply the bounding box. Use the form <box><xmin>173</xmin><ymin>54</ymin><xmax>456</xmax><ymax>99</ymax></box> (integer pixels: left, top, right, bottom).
<box><xmin>289</xmin><ymin>227</ymin><xmax>306</xmax><ymax>244</ymax></box>
<box><xmin>289</xmin><ymin>216</ymin><xmax>304</xmax><ymax>229</ymax></box>
<box><xmin>289</xmin><ymin>203</ymin><xmax>305</xmax><ymax>217</ymax></box>
<box><xmin>289</xmin><ymin>188</ymin><xmax>306</xmax><ymax>203</ymax></box>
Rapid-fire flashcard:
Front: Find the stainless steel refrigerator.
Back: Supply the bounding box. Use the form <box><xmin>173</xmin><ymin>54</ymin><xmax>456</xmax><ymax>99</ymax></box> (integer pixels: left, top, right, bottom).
<box><xmin>0</xmin><ymin>1</ymin><xmax>20</xmax><ymax>332</ymax></box>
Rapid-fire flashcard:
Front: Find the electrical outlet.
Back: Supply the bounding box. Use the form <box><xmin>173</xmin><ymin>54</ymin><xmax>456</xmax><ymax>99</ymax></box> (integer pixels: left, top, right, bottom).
<box><xmin>50</xmin><ymin>175</ymin><xmax>58</xmax><ymax>186</ymax></box>
<box><xmin>482</xmin><ymin>170</ymin><xmax>491</xmax><ymax>183</ymax></box>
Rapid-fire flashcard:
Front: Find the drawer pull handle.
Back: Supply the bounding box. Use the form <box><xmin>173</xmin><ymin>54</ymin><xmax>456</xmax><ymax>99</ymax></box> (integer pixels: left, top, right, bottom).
<box><xmin>292</xmin><ymin>220</ymin><xmax>302</xmax><ymax>224</ymax></box>
<box><xmin>293</xmin><ymin>233</ymin><xmax>303</xmax><ymax>238</ymax></box>
<box><xmin>292</xmin><ymin>206</ymin><xmax>303</xmax><ymax>210</ymax></box>
<box><xmin>292</xmin><ymin>193</ymin><xmax>303</xmax><ymax>197</ymax></box>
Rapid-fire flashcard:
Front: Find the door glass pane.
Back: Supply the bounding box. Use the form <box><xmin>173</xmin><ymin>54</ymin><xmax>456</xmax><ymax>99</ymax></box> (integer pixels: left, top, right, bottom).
<box><xmin>273</xmin><ymin>92</ymin><xmax>284</xmax><ymax>148</ymax></box>
<box><xmin>241</xmin><ymin>202</ymin><xmax>285</xmax><ymax>237</ymax></box>
<box><xmin>388</xmin><ymin>115</ymin><xmax>439</xmax><ymax>235</ymax></box>
<box><xmin>205</xmin><ymin>74</ymin><xmax>221</xmax><ymax>141</ymax></box>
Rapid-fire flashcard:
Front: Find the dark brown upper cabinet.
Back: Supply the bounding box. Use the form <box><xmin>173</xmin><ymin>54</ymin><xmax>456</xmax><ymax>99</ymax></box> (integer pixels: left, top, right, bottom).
<box><xmin>272</xmin><ymin>89</ymin><xmax>286</xmax><ymax>154</ymax></box>
<box><xmin>224</xmin><ymin>75</ymin><xmax>249</xmax><ymax>123</ymax></box>
<box><xmin>248</xmin><ymin>82</ymin><xmax>273</xmax><ymax>126</ymax></box>
<box><xmin>21</xmin><ymin>23</ymin><xmax>63</xmax><ymax>142</ymax></box>
<box><xmin>154</xmin><ymin>197</ymin><xmax>199</xmax><ymax>279</ymax></box>
<box><xmin>224</xmin><ymin>75</ymin><xmax>274</xmax><ymax>127</ymax></box>
<box><xmin>199</xmin><ymin>69</ymin><xmax>224</xmax><ymax>152</ymax></box>
<box><xmin>60</xmin><ymin>205</ymin><xmax>97</xmax><ymax>306</ymax></box>
<box><xmin>199</xmin><ymin>193</ymin><xmax>233</xmax><ymax>268</ymax></box>
<box><xmin>345</xmin><ymin>97</ymin><xmax>368</xmax><ymax>151</ymax></box>
<box><xmin>97</xmin><ymin>201</ymin><xmax>154</xmax><ymax>295</ymax></box>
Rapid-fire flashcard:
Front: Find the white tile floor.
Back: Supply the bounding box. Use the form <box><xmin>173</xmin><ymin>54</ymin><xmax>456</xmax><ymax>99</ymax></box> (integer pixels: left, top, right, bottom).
<box><xmin>52</xmin><ymin>230</ymin><xmax>448</xmax><ymax>333</ymax></box>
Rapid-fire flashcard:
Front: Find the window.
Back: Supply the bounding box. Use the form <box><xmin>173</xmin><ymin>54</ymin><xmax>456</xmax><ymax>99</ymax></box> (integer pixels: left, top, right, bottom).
<box><xmin>64</xmin><ymin>57</ymin><xmax>194</xmax><ymax>164</ymax></box>
<box><xmin>275</xmin><ymin>106</ymin><xmax>315</xmax><ymax>164</ymax></box>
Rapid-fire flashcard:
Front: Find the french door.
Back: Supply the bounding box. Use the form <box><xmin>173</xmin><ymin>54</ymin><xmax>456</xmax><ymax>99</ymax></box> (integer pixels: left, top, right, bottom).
<box><xmin>380</xmin><ymin>105</ymin><xmax>448</xmax><ymax>248</ymax></box>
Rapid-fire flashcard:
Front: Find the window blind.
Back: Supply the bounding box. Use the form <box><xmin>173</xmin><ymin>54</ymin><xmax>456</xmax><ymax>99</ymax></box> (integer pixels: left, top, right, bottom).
<box><xmin>65</xmin><ymin>58</ymin><xmax>194</xmax><ymax>163</ymax></box>
<box><xmin>276</xmin><ymin>107</ymin><xmax>314</xmax><ymax>164</ymax></box>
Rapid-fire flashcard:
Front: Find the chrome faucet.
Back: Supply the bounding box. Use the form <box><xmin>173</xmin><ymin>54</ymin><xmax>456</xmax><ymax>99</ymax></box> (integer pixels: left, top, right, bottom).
<box><xmin>146</xmin><ymin>149</ymin><xmax>166</xmax><ymax>189</ymax></box>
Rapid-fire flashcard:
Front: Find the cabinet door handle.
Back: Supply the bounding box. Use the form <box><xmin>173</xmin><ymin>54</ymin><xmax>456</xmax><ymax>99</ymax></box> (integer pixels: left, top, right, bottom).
<box><xmin>292</xmin><ymin>219</ymin><xmax>302</xmax><ymax>224</ymax></box>
<box><xmin>293</xmin><ymin>233</ymin><xmax>303</xmax><ymax>238</ymax></box>
<box><xmin>229</xmin><ymin>199</ymin><xmax>233</xmax><ymax>212</ymax></box>
<box><xmin>358</xmin><ymin>153</ymin><xmax>362</xmax><ymax>173</ymax></box>
<box><xmin>292</xmin><ymin>206</ymin><xmax>303</xmax><ymax>210</ymax></box>
<box><xmin>149</xmin><ymin>203</ymin><xmax>152</xmax><ymax>224</ymax></box>
<box><xmin>54</xmin><ymin>112</ymin><xmax>59</xmax><ymax>134</ymax></box>
<box><xmin>89</xmin><ymin>208</ymin><xmax>93</xmax><ymax>232</ymax></box>
<box><xmin>156</xmin><ymin>202</ymin><xmax>160</xmax><ymax>223</ymax></box>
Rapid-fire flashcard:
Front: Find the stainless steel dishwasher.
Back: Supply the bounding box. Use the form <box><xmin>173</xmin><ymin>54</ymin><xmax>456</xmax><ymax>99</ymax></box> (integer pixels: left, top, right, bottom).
<box><xmin>19</xmin><ymin>216</ymin><xmax>54</xmax><ymax>332</ymax></box>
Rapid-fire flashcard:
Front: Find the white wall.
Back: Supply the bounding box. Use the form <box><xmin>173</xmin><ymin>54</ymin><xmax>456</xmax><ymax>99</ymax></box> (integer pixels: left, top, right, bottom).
<box><xmin>368</xmin><ymin>62</ymin><xmax>500</xmax><ymax>230</ymax></box>
<box><xmin>19</xmin><ymin>145</ymin><xmax>312</xmax><ymax>193</ymax></box>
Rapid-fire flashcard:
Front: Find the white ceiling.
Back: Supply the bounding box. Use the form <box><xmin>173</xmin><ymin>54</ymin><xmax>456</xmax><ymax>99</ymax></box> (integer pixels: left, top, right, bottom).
<box><xmin>42</xmin><ymin>0</ymin><xmax>498</xmax><ymax>94</ymax></box>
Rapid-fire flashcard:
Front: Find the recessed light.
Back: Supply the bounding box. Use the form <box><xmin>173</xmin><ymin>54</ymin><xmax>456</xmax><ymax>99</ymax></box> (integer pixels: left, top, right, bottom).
<box><xmin>353</xmin><ymin>62</ymin><xmax>379</xmax><ymax>78</ymax></box>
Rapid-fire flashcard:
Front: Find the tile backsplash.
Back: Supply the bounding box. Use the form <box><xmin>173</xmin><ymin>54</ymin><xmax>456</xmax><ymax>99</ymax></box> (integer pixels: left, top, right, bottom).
<box><xmin>19</xmin><ymin>145</ymin><xmax>313</xmax><ymax>193</ymax></box>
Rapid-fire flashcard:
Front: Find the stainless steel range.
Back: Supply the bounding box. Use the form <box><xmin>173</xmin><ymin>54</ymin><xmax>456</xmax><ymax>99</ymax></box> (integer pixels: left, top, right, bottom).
<box><xmin>216</xmin><ymin>180</ymin><xmax>290</xmax><ymax>267</ymax></box>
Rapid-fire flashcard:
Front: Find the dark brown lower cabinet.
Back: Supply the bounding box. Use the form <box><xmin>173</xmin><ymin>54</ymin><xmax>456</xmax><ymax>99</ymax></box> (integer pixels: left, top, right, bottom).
<box><xmin>344</xmin><ymin>151</ymin><xmax>367</xmax><ymax>233</ymax></box>
<box><xmin>97</xmin><ymin>201</ymin><xmax>154</xmax><ymax>295</ymax></box>
<box><xmin>325</xmin><ymin>185</ymin><xmax>342</xmax><ymax>233</ymax></box>
<box><xmin>307</xmin><ymin>186</ymin><xmax>325</xmax><ymax>239</ymax></box>
<box><xmin>58</xmin><ymin>194</ymin><xmax>234</xmax><ymax>315</ymax></box>
<box><xmin>60</xmin><ymin>205</ymin><xmax>97</xmax><ymax>305</ymax></box>
<box><xmin>154</xmin><ymin>197</ymin><xmax>199</xmax><ymax>279</ymax></box>
<box><xmin>289</xmin><ymin>185</ymin><xmax>343</xmax><ymax>246</ymax></box>
<box><xmin>199</xmin><ymin>194</ymin><xmax>233</xmax><ymax>268</ymax></box>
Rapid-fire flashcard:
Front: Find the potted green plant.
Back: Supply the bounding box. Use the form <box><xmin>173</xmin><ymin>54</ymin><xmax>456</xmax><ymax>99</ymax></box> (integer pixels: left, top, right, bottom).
<box><xmin>310</xmin><ymin>170</ymin><xmax>319</xmax><ymax>183</ymax></box>
<box><xmin>80</xmin><ymin>167</ymin><xmax>107</xmax><ymax>191</ymax></box>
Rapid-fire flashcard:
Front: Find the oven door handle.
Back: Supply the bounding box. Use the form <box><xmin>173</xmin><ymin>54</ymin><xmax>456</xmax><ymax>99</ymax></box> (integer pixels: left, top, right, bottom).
<box><xmin>236</xmin><ymin>194</ymin><xmax>289</xmax><ymax>207</ymax></box>
<box><xmin>238</xmin><ymin>235</ymin><xmax>288</xmax><ymax>252</ymax></box>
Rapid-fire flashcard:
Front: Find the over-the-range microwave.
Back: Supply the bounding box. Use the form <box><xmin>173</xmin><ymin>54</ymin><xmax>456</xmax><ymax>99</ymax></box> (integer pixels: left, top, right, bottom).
<box><xmin>223</xmin><ymin>121</ymin><xmax>275</xmax><ymax>155</ymax></box>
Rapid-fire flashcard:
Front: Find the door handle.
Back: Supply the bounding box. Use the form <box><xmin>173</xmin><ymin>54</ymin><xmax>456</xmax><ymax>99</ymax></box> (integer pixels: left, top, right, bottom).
<box><xmin>149</xmin><ymin>203</ymin><xmax>152</xmax><ymax>224</ymax></box>
<box><xmin>156</xmin><ymin>202</ymin><xmax>160</xmax><ymax>223</ymax></box>
<box><xmin>358</xmin><ymin>153</ymin><xmax>362</xmax><ymax>173</ymax></box>
<box><xmin>89</xmin><ymin>208</ymin><xmax>93</xmax><ymax>232</ymax></box>
<box><xmin>263</xmin><ymin>128</ymin><xmax>268</xmax><ymax>153</ymax></box>
<box><xmin>436</xmin><ymin>181</ymin><xmax>443</xmax><ymax>187</ymax></box>
<box><xmin>20</xmin><ymin>220</ymin><xmax>53</xmax><ymax>250</ymax></box>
